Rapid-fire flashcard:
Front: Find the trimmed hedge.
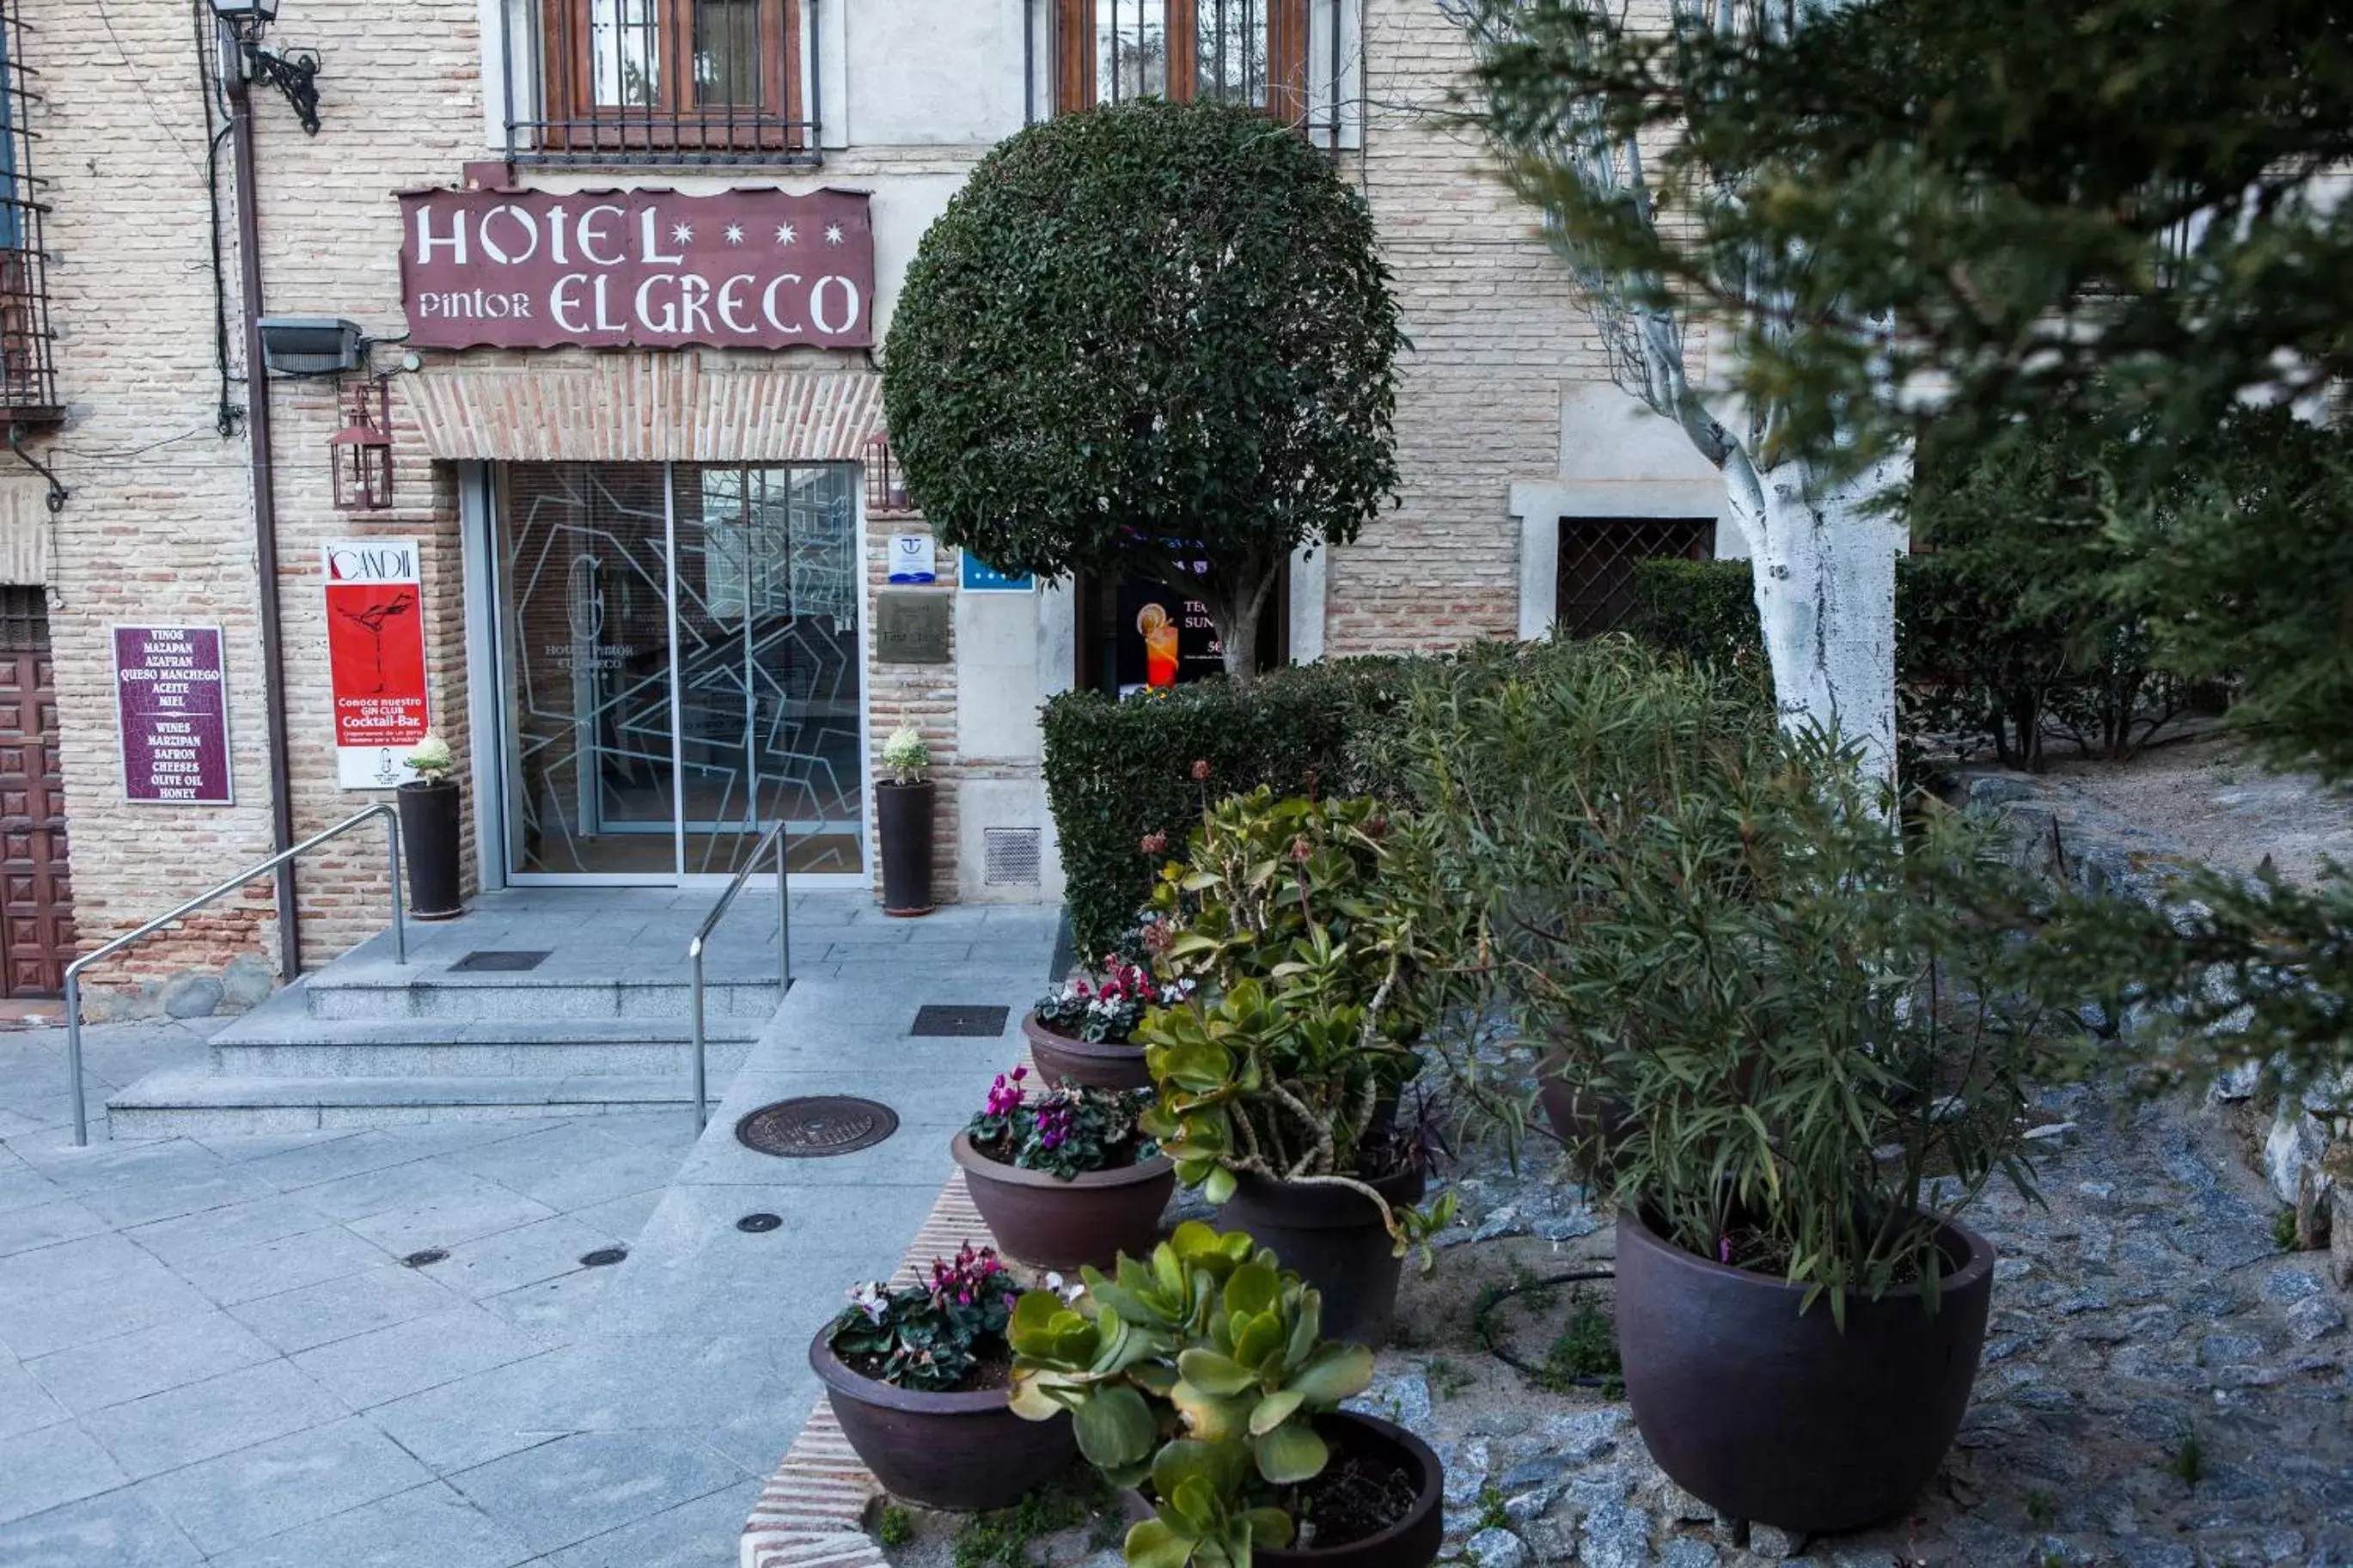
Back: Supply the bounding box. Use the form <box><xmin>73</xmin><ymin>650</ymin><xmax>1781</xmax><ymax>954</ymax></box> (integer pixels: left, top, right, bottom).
<box><xmin>1042</xmin><ymin>659</ymin><xmax>1418</xmax><ymax>964</ymax></box>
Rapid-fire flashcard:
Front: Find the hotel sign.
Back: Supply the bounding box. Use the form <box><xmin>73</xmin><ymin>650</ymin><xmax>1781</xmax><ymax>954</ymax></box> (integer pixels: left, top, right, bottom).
<box><xmin>397</xmin><ymin>186</ymin><xmax>875</xmax><ymax>351</ymax></box>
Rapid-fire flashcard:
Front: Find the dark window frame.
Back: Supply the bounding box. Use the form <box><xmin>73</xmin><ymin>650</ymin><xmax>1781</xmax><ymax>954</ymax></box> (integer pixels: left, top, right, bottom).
<box><xmin>1054</xmin><ymin>0</ymin><xmax>1311</xmax><ymax>122</ymax></box>
<box><xmin>1554</xmin><ymin>516</ymin><xmax>1714</xmax><ymax>639</ymax></box>
<box><xmin>510</xmin><ymin>0</ymin><xmax>814</xmax><ymax>166</ymax></box>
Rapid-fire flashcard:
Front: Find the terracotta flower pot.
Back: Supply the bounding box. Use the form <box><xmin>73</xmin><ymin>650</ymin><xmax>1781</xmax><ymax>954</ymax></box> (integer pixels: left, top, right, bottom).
<box><xmin>950</xmin><ymin>1132</ymin><xmax>1175</xmax><ymax>1272</ymax></box>
<box><xmin>1613</xmin><ymin>1204</ymin><xmax>1995</xmax><ymax>1533</ymax></box>
<box><xmin>1219</xmin><ymin>1167</ymin><xmax>1427</xmax><ymax>1350</ymax></box>
<box><xmin>1021</xmin><ymin>1010</ymin><xmax>1152</xmax><ymax>1091</ymax></box>
<box><xmin>809</xmin><ymin>1327</ymin><xmax>1076</xmax><ymax>1511</ymax></box>
<box><xmin>1115</xmin><ymin>1413</ymin><xmax>1445</xmax><ymax>1567</ymax></box>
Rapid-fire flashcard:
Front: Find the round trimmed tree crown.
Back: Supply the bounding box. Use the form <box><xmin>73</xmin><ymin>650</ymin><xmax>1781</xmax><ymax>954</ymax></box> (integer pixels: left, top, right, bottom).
<box><xmin>882</xmin><ymin>101</ymin><xmax>1403</xmax><ymax>677</ymax></box>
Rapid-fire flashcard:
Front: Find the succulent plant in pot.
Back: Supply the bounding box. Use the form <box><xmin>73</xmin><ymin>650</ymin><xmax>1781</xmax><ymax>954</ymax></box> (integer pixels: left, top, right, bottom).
<box><xmin>952</xmin><ymin>1065</ymin><xmax>1176</xmax><ymax>1270</ymax></box>
<box><xmin>1007</xmin><ymin>1223</ymin><xmax>1443</xmax><ymax>1567</ymax></box>
<box><xmin>1134</xmin><ymin>790</ymin><xmax>1463</xmax><ymax>1346</ymax></box>
<box><xmin>810</xmin><ymin>1243</ymin><xmax>1076</xmax><ymax>1511</ymax></box>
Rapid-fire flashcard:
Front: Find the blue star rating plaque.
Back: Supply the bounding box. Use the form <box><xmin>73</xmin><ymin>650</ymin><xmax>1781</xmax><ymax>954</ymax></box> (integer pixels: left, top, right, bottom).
<box><xmin>960</xmin><ymin>556</ymin><xmax>1036</xmax><ymax>593</ymax></box>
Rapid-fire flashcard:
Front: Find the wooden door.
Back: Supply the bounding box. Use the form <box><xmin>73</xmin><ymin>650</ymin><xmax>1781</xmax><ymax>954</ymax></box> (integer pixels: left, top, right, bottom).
<box><xmin>0</xmin><ymin>588</ymin><xmax>71</xmax><ymax>997</ymax></box>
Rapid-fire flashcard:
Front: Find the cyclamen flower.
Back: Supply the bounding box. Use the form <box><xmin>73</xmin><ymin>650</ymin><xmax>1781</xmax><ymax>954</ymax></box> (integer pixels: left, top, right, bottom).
<box><xmin>846</xmin><ymin>1281</ymin><xmax>888</xmax><ymax>1325</ymax></box>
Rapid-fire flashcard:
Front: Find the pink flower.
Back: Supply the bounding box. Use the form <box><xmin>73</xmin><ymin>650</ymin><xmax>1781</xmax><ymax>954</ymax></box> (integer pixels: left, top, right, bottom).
<box><xmin>1190</xmin><ymin>760</ymin><xmax>1211</xmax><ymax>782</ymax></box>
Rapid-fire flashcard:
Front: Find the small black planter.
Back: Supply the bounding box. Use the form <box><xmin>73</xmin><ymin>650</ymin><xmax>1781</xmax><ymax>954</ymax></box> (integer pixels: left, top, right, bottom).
<box><xmin>395</xmin><ymin>778</ymin><xmax>464</xmax><ymax>921</ymax></box>
<box><xmin>877</xmin><ymin>779</ymin><xmax>936</xmax><ymax>917</ymax></box>
<box><xmin>1221</xmin><ymin>1167</ymin><xmax>1427</xmax><ymax>1351</ymax></box>
<box><xmin>1614</xmin><ymin>1204</ymin><xmax>1995</xmax><ymax>1533</ymax></box>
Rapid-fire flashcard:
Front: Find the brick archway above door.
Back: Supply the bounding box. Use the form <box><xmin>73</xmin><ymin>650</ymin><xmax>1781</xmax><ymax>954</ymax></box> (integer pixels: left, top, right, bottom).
<box><xmin>406</xmin><ymin>355</ymin><xmax>886</xmax><ymax>464</ymax></box>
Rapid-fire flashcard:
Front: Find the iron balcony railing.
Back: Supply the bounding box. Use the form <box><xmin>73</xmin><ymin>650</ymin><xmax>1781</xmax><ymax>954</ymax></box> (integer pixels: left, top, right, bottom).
<box><xmin>1</xmin><ymin>3</ymin><xmax>59</xmax><ymax>420</ymax></box>
<box><xmin>501</xmin><ymin>0</ymin><xmax>823</xmax><ymax>166</ymax></box>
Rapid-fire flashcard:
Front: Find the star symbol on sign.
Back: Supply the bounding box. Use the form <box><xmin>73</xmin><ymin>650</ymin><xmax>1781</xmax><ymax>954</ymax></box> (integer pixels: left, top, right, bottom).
<box><xmin>672</xmin><ymin>222</ymin><xmax>694</xmax><ymax>245</ymax></box>
<box><xmin>824</xmin><ymin>223</ymin><xmax>845</xmax><ymax>246</ymax></box>
<box><xmin>774</xmin><ymin>223</ymin><xmax>797</xmax><ymax>247</ymax></box>
<box><xmin>723</xmin><ymin>223</ymin><xmax>745</xmax><ymax>245</ymax></box>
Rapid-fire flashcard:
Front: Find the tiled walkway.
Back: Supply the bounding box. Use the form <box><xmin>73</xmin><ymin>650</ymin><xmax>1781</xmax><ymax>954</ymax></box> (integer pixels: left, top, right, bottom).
<box><xmin>0</xmin><ymin>898</ymin><xmax>1060</xmax><ymax>1567</ymax></box>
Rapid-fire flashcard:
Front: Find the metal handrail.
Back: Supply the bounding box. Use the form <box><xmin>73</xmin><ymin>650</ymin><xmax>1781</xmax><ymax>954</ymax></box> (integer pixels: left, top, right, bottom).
<box><xmin>686</xmin><ymin>821</ymin><xmax>792</xmax><ymax>1130</ymax></box>
<box><xmin>61</xmin><ymin>803</ymin><xmax>408</xmax><ymax>1148</ymax></box>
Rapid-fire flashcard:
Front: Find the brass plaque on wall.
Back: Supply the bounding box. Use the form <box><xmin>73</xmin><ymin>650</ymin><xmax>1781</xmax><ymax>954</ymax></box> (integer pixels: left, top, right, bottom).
<box><xmin>876</xmin><ymin>591</ymin><xmax>951</xmax><ymax>664</ymax></box>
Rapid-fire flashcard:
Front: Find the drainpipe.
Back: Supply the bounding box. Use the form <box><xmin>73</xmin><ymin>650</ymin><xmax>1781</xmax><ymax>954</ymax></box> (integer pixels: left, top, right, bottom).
<box><xmin>223</xmin><ymin>26</ymin><xmax>302</xmax><ymax>980</ymax></box>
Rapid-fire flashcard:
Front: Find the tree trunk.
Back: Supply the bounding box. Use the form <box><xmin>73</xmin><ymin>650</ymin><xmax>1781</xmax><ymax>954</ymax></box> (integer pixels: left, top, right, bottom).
<box><xmin>1725</xmin><ymin>455</ymin><xmax>1904</xmax><ymax>789</ymax></box>
<box><xmin>1210</xmin><ymin>562</ymin><xmax>1280</xmax><ymax>684</ymax></box>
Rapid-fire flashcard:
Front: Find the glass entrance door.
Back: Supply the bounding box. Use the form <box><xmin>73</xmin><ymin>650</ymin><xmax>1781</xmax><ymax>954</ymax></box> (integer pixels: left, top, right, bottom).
<box><xmin>495</xmin><ymin>461</ymin><xmax>865</xmax><ymax>881</ymax></box>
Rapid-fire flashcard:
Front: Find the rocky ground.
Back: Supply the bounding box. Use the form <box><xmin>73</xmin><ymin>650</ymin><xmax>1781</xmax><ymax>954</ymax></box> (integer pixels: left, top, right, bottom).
<box><xmin>1365</xmin><ymin>1076</ymin><xmax>2351</xmax><ymax>1568</ymax></box>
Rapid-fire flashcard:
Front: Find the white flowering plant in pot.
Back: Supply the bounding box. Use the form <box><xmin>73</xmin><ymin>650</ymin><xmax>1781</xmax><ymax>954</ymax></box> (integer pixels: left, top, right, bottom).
<box><xmin>883</xmin><ymin>725</ymin><xmax>931</xmax><ymax>786</ymax></box>
<box><xmin>406</xmin><ymin>734</ymin><xmax>456</xmax><ymax>786</ymax></box>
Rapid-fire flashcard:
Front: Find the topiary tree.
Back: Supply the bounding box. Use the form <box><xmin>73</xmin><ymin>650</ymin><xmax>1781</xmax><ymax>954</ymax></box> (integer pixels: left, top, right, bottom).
<box><xmin>883</xmin><ymin>100</ymin><xmax>1404</xmax><ymax>680</ymax></box>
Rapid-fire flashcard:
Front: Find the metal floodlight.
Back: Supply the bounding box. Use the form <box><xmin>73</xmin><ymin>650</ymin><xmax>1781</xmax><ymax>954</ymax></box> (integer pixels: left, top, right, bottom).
<box><xmin>210</xmin><ymin>0</ymin><xmax>281</xmax><ymax>22</ymax></box>
<box><xmin>257</xmin><ymin>316</ymin><xmax>364</xmax><ymax>376</ymax></box>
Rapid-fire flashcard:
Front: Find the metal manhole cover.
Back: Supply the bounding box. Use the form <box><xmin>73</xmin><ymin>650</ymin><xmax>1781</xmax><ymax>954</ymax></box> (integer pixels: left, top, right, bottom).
<box><xmin>736</xmin><ymin>1212</ymin><xmax>782</xmax><ymax>1233</ymax></box>
<box><xmin>909</xmin><ymin>1004</ymin><xmax>1011</xmax><ymax>1038</ymax></box>
<box><xmin>736</xmin><ymin>1096</ymin><xmax>900</xmax><ymax>1157</ymax></box>
<box><xmin>451</xmin><ymin>949</ymin><xmax>551</xmax><ymax>973</ymax></box>
<box><xmin>579</xmin><ymin>1247</ymin><xmax>628</xmax><ymax>1267</ymax></box>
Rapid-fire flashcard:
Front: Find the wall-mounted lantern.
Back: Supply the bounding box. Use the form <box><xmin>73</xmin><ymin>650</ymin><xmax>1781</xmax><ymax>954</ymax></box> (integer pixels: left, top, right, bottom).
<box><xmin>864</xmin><ymin>432</ymin><xmax>913</xmax><ymax>516</ymax></box>
<box><xmin>330</xmin><ymin>376</ymin><xmax>394</xmax><ymax>512</ymax></box>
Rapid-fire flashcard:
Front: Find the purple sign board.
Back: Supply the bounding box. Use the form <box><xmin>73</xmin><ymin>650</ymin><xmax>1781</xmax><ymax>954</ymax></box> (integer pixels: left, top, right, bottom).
<box><xmin>113</xmin><ymin>625</ymin><xmax>233</xmax><ymax>806</ymax></box>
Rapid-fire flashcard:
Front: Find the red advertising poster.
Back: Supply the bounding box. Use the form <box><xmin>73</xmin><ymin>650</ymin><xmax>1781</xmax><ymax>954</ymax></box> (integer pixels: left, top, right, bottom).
<box><xmin>323</xmin><ymin>538</ymin><xmax>429</xmax><ymax>789</ymax></box>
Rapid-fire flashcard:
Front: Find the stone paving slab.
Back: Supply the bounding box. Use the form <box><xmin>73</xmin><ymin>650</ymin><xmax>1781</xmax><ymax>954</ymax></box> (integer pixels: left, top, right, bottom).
<box><xmin>0</xmin><ymin>892</ymin><xmax>1065</xmax><ymax>1565</ymax></box>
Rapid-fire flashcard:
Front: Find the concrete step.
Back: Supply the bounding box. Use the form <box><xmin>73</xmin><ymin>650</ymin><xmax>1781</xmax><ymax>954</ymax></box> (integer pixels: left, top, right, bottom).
<box><xmin>299</xmin><ymin>973</ymin><xmax>782</xmax><ymax>1023</ymax></box>
<box><xmin>106</xmin><ymin>1069</ymin><xmax>706</xmax><ymax>1139</ymax></box>
<box><xmin>208</xmin><ymin>1018</ymin><xmax>760</xmax><ymax>1080</ymax></box>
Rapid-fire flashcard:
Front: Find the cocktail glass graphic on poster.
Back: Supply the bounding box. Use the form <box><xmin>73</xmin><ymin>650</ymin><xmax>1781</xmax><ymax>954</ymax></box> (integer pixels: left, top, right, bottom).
<box><xmin>323</xmin><ymin>538</ymin><xmax>431</xmax><ymax>789</ymax></box>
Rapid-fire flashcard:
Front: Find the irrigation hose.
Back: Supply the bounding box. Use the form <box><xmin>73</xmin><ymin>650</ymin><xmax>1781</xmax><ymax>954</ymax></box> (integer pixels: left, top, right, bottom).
<box><xmin>1470</xmin><ymin>1266</ymin><xmax>1619</xmax><ymax>1385</ymax></box>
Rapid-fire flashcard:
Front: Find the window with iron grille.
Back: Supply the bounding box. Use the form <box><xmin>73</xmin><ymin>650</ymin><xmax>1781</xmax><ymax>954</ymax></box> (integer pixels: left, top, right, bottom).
<box><xmin>0</xmin><ymin>4</ymin><xmax>58</xmax><ymax>421</ymax></box>
<box><xmin>502</xmin><ymin>0</ymin><xmax>815</xmax><ymax>165</ymax></box>
<box><xmin>1555</xmin><ymin>516</ymin><xmax>1714</xmax><ymax>639</ymax></box>
<box><xmin>1054</xmin><ymin>1</ymin><xmax>1311</xmax><ymax>121</ymax></box>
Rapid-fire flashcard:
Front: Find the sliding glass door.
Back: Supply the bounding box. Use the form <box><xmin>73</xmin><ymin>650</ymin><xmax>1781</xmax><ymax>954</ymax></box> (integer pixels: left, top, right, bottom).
<box><xmin>494</xmin><ymin>461</ymin><xmax>864</xmax><ymax>881</ymax></box>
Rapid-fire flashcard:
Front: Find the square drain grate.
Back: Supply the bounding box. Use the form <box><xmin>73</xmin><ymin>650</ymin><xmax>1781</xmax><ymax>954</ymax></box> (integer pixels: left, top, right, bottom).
<box><xmin>910</xmin><ymin>1004</ymin><xmax>1011</xmax><ymax>1038</ymax></box>
<box><xmin>450</xmin><ymin>950</ymin><xmax>552</xmax><ymax>973</ymax></box>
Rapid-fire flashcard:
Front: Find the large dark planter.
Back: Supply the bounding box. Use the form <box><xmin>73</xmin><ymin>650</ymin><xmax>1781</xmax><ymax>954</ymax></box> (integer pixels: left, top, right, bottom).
<box><xmin>1614</xmin><ymin>1204</ymin><xmax>1995</xmax><ymax>1533</ymax></box>
<box><xmin>809</xmin><ymin>1328</ymin><xmax>1075</xmax><ymax>1511</ymax></box>
<box><xmin>395</xmin><ymin>778</ymin><xmax>464</xmax><ymax>921</ymax></box>
<box><xmin>877</xmin><ymin>779</ymin><xmax>936</xmax><ymax>917</ymax></box>
<box><xmin>951</xmin><ymin>1132</ymin><xmax>1175</xmax><ymax>1271</ymax></box>
<box><xmin>1535</xmin><ymin>1059</ymin><xmax>1630</xmax><ymax>1179</ymax></box>
<box><xmin>1221</xmin><ymin>1167</ymin><xmax>1427</xmax><ymax>1350</ymax></box>
<box><xmin>1022</xmin><ymin>1010</ymin><xmax>1152</xmax><ymax>1092</ymax></box>
<box><xmin>1115</xmin><ymin>1413</ymin><xmax>1444</xmax><ymax>1567</ymax></box>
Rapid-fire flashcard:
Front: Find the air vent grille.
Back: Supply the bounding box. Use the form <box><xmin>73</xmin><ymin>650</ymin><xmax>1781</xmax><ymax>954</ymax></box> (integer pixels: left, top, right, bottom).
<box><xmin>983</xmin><ymin>827</ymin><xmax>1042</xmax><ymax>888</ymax></box>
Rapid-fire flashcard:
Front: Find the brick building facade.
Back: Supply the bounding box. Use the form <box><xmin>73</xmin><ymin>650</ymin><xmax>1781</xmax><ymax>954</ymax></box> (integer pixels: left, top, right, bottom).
<box><xmin>0</xmin><ymin>0</ymin><xmax>1733</xmax><ymax>1013</ymax></box>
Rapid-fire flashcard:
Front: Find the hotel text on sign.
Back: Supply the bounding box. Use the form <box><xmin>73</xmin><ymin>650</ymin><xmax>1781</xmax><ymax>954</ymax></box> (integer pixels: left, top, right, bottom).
<box><xmin>397</xmin><ymin>186</ymin><xmax>875</xmax><ymax>351</ymax></box>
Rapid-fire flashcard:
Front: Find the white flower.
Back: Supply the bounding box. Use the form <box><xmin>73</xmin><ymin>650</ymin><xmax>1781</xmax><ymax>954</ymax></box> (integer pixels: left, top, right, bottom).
<box><xmin>406</xmin><ymin>734</ymin><xmax>455</xmax><ymax>783</ymax></box>
<box><xmin>846</xmin><ymin>1280</ymin><xmax>888</xmax><ymax>1324</ymax></box>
